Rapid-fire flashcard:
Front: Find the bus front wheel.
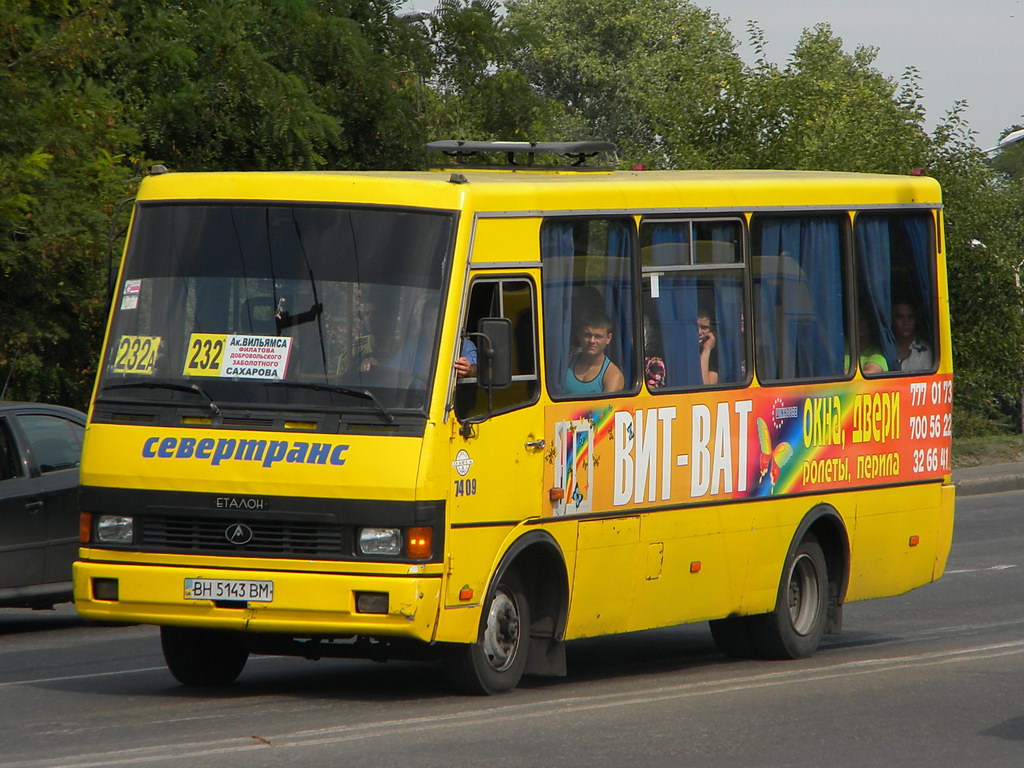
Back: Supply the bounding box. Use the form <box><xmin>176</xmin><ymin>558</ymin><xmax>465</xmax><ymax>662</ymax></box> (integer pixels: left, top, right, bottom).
<box><xmin>750</xmin><ymin>534</ymin><xmax>829</xmax><ymax>659</ymax></box>
<box><xmin>160</xmin><ymin>626</ymin><xmax>249</xmax><ymax>686</ymax></box>
<box><xmin>444</xmin><ymin>570</ymin><xmax>530</xmax><ymax>694</ymax></box>
<box><xmin>709</xmin><ymin>615</ymin><xmax>755</xmax><ymax>658</ymax></box>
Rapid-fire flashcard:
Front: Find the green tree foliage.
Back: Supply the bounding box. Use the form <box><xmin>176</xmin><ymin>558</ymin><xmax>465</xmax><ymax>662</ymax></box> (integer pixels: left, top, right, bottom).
<box><xmin>1</xmin><ymin>0</ymin><xmax>136</xmax><ymax>406</ymax></box>
<box><xmin>928</xmin><ymin>107</ymin><xmax>1024</xmax><ymax>434</ymax></box>
<box><xmin>108</xmin><ymin>0</ymin><xmax>429</xmax><ymax>171</ymax></box>
<box><xmin>728</xmin><ymin>24</ymin><xmax>931</xmax><ymax>172</ymax></box>
<box><xmin>504</xmin><ymin>0</ymin><xmax>744</xmax><ymax>167</ymax></box>
<box><xmin>410</xmin><ymin>0</ymin><xmax>567</xmax><ymax>142</ymax></box>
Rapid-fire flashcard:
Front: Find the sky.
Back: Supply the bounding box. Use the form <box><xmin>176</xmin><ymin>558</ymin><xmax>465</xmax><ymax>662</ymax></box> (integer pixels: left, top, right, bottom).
<box><xmin>693</xmin><ymin>0</ymin><xmax>1024</xmax><ymax>149</ymax></box>
<box><xmin>405</xmin><ymin>0</ymin><xmax>1023</xmax><ymax>150</ymax></box>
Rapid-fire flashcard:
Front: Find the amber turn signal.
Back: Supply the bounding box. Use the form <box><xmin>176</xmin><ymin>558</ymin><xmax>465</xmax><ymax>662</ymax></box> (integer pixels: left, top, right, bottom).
<box><xmin>406</xmin><ymin>527</ymin><xmax>432</xmax><ymax>559</ymax></box>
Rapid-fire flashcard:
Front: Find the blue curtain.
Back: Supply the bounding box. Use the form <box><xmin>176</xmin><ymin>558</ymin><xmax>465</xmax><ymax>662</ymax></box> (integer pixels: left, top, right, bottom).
<box><xmin>707</xmin><ymin>223</ymin><xmax>743</xmax><ymax>382</ymax></box>
<box><xmin>541</xmin><ymin>222</ymin><xmax>576</xmax><ymax>395</ymax></box>
<box><xmin>855</xmin><ymin>217</ymin><xmax>898</xmax><ymax>370</ymax></box>
<box><xmin>647</xmin><ymin>224</ymin><xmax>701</xmax><ymax>386</ymax></box>
<box><xmin>755</xmin><ymin>217</ymin><xmax>845</xmax><ymax>380</ymax></box>
<box><xmin>901</xmin><ymin>215</ymin><xmax>933</xmax><ymax>334</ymax></box>
<box><xmin>604</xmin><ymin>222</ymin><xmax>636</xmax><ymax>386</ymax></box>
<box><xmin>712</xmin><ymin>273</ymin><xmax>744</xmax><ymax>382</ymax></box>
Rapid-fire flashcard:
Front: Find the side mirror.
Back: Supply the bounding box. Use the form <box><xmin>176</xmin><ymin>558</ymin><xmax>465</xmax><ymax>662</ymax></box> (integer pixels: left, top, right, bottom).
<box><xmin>477</xmin><ymin>318</ymin><xmax>512</xmax><ymax>389</ymax></box>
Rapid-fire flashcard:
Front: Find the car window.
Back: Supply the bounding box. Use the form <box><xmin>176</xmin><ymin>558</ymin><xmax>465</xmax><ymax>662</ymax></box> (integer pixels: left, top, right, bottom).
<box><xmin>16</xmin><ymin>414</ymin><xmax>83</xmax><ymax>473</ymax></box>
<box><xmin>0</xmin><ymin>420</ymin><xmax>20</xmax><ymax>481</ymax></box>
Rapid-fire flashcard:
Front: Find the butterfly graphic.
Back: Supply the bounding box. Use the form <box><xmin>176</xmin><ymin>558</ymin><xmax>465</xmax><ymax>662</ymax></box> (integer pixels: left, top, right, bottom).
<box><xmin>756</xmin><ymin>417</ymin><xmax>793</xmax><ymax>492</ymax></box>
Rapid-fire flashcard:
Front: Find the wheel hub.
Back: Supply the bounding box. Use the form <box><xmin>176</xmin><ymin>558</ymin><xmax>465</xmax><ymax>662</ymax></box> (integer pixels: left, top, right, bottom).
<box><xmin>788</xmin><ymin>553</ymin><xmax>821</xmax><ymax>636</ymax></box>
<box><xmin>483</xmin><ymin>590</ymin><xmax>521</xmax><ymax>671</ymax></box>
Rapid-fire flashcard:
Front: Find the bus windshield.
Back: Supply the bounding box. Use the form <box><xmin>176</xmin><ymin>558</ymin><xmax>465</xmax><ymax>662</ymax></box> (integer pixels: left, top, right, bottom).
<box><xmin>98</xmin><ymin>203</ymin><xmax>455</xmax><ymax>413</ymax></box>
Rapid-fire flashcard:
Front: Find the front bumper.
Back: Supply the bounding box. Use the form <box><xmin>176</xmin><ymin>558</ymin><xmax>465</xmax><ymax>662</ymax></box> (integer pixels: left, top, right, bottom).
<box><xmin>74</xmin><ymin>554</ymin><xmax>442</xmax><ymax>641</ymax></box>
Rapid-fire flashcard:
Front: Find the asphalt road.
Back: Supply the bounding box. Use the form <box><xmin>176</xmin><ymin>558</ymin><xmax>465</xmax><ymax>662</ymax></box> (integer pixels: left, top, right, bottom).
<box><xmin>2</xmin><ymin>490</ymin><xmax>1023</xmax><ymax>768</ymax></box>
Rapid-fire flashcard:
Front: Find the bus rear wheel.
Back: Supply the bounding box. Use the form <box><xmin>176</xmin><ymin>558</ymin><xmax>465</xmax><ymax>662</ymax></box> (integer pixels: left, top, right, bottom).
<box><xmin>749</xmin><ymin>534</ymin><xmax>829</xmax><ymax>660</ymax></box>
<box><xmin>444</xmin><ymin>570</ymin><xmax>530</xmax><ymax>695</ymax></box>
<box><xmin>160</xmin><ymin>626</ymin><xmax>249</xmax><ymax>686</ymax></box>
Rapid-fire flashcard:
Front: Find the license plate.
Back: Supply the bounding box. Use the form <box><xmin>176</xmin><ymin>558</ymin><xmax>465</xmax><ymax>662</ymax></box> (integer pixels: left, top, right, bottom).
<box><xmin>184</xmin><ymin>578</ymin><xmax>274</xmax><ymax>602</ymax></box>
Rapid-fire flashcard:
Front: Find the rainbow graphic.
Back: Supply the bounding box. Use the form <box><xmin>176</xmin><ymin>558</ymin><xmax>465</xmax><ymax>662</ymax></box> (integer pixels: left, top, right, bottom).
<box><xmin>553</xmin><ymin>406</ymin><xmax>613</xmax><ymax>515</ymax></box>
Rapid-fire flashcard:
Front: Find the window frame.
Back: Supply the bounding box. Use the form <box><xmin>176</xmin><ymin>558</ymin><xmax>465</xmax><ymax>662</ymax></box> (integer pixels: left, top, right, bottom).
<box><xmin>451</xmin><ymin>274</ymin><xmax>541</xmax><ymax>420</ymax></box>
<box><xmin>749</xmin><ymin>211</ymin><xmax>855</xmax><ymax>386</ymax></box>
<box><xmin>639</xmin><ymin>215</ymin><xmax>750</xmax><ymax>392</ymax></box>
<box><xmin>540</xmin><ymin>215</ymin><xmax>640</xmax><ymax>401</ymax></box>
<box><xmin>851</xmin><ymin>209</ymin><xmax>940</xmax><ymax>377</ymax></box>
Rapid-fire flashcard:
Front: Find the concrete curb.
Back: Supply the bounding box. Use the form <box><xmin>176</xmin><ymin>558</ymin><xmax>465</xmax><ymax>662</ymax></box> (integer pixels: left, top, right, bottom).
<box><xmin>952</xmin><ymin>462</ymin><xmax>1024</xmax><ymax>497</ymax></box>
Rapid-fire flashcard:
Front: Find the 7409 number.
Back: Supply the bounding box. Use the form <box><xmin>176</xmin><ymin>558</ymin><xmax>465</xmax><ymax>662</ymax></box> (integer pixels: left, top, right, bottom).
<box><xmin>454</xmin><ymin>478</ymin><xmax>477</xmax><ymax>497</ymax></box>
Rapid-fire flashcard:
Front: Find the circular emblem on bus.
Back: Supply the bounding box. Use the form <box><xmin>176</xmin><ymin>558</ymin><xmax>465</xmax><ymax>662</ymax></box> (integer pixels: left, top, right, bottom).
<box><xmin>225</xmin><ymin>523</ymin><xmax>254</xmax><ymax>545</ymax></box>
<box><xmin>452</xmin><ymin>449</ymin><xmax>474</xmax><ymax>477</ymax></box>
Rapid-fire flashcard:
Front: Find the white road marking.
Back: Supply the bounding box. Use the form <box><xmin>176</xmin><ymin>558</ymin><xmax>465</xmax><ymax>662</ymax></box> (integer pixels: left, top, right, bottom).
<box><xmin>6</xmin><ymin>639</ymin><xmax>1024</xmax><ymax>767</ymax></box>
<box><xmin>945</xmin><ymin>564</ymin><xmax>1017</xmax><ymax>574</ymax></box>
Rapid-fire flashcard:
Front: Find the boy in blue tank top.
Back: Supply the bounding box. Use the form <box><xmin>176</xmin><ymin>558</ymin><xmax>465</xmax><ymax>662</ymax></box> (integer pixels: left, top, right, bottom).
<box><xmin>566</xmin><ymin>311</ymin><xmax>625</xmax><ymax>395</ymax></box>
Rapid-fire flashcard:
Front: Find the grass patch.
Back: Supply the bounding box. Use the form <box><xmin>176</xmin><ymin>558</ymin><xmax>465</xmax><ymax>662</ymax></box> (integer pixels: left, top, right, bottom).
<box><xmin>952</xmin><ymin>433</ymin><xmax>1024</xmax><ymax>468</ymax></box>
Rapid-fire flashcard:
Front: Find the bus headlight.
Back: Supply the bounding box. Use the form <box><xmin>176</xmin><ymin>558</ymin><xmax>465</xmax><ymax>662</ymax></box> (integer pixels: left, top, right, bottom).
<box><xmin>96</xmin><ymin>514</ymin><xmax>134</xmax><ymax>544</ymax></box>
<box><xmin>359</xmin><ymin>527</ymin><xmax>402</xmax><ymax>556</ymax></box>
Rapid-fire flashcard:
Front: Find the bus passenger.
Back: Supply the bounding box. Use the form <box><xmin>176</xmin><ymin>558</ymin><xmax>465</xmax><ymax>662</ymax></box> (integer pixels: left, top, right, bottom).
<box><xmin>566</xmin><ymin>311</ymin><xmax>625</xmax><ymax>394</ymax></box>
<box><xmin>697</xmin><ymin>310</ymin><xmax>719</xmax><ymax>385</ymax></box>
<box><xmin>893</xmin><ymin>301</ymin><xmax>933</xmax><ymax>372</ymax></box>
<box><xmin>642</xmin><ymin>299</ymin><xmax>666</xmax><ymax>389</ymax></box>
<box><xmin>857</xmin><ymin>313</ymin><xmax>888</xmax><ymax>374</ymax></box>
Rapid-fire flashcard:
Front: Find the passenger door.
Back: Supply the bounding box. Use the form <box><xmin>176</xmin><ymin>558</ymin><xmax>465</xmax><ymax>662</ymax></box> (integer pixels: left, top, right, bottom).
<box><xmin>14</xmin><ymin>412</ymin><xmax>85</xmax><ymax>586</ymax></box>
<box><xmin>0</xmin><ymin>416</ymin><xmax>46</xmax><ymax>589</ymax></box>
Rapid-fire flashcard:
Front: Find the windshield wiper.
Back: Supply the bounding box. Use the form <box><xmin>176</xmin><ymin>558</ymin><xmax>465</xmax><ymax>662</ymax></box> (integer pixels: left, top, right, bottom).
<box><xmin>268</xmin><ymin>381</ymin><xmax>394</xmax><ymax>424</ymax></box>
<box><xmin>101</xmin><ymin>380</ymin><xmax>221</xmax><ymax>415</ymax></box>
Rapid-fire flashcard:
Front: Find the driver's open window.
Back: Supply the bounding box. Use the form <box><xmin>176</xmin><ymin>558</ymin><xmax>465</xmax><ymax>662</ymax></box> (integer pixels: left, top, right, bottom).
<box><xmin>454</xmin><ymin>278</ymin><xmax>538</xmax><ymax>420</ymax></box>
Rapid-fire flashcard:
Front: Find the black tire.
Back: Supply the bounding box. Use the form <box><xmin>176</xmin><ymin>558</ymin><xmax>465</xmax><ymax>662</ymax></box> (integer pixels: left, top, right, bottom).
<box><xmin>748</xmin><ymin>534</ymin><xmax>829</xmax><ymax>660</ymax></box>
<box><xmin>709</xmin><ymin>616</ymin><xmax>755</xmax><ymax>658</ymax></box>
<box><xmin>160</xmin><ymin>626</ymin><xmax>249</xmax><ymax>687</ymax></box>
<box><xmin>444</xmin><ymin>570</ymin><xmax>530</xmax><ymax>695</ymax></box>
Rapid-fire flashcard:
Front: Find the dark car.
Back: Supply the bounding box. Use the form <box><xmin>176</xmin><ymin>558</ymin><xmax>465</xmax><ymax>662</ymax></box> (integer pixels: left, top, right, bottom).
<box><xmin>0</xmin><ymin>402</ymin><xmax>85</xmax><ymax>608</ymax></box>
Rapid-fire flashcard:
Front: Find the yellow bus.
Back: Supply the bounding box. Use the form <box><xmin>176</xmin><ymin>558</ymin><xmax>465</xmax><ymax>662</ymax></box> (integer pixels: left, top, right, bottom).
<box><xmin>74</xmin><ymin>142</ymin><xmax>954</xmax><ymax>694</ymax></box>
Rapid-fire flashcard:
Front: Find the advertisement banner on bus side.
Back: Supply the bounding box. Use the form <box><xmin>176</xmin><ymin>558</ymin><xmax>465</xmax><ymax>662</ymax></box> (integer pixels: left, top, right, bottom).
<box><xmin>544</xmin><ymin>375</ymin><xmax>952</xmax><ymax>516</ymax></box>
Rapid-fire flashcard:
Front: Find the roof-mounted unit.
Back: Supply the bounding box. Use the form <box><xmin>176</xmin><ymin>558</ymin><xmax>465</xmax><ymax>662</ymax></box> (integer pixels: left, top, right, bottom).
<box><xmin>426</xmin><ymin>140</ymin><xmax>617</xmax><ymax>171</ymax></box>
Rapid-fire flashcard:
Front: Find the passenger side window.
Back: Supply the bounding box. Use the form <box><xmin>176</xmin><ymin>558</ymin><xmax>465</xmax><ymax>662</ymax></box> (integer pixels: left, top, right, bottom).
<box><xmin>542</xmin><ymin>217</ymin><xmax>636</xmax><ymax>398</ymax></box>
<box><xmin>854</xmin><ymin>212</ymin><xmax>937</xmax><ymax>375</ymax></box>
<box><xmin>16</xmin><ymin>414</ymin><xmax>83</xmax><ymax>473</ymax></box>
<box><xmin>0</xmin><ymin>420</ymin><xmax>21</xmax><ymax>481</ymax></box>
<box><xmin>454</xmin><ymin>278</ymin><xmax>539</xmax><ymax>419</ymax></box>
<box><xmin>752</xmin><ymin>215</ymin><xmax>849</xmax><ymax>382</ymax></box>
<box><xmin>640</xmin><ymin>218</ymin><xmax>746</xmax><ymax>389</ymax></box>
